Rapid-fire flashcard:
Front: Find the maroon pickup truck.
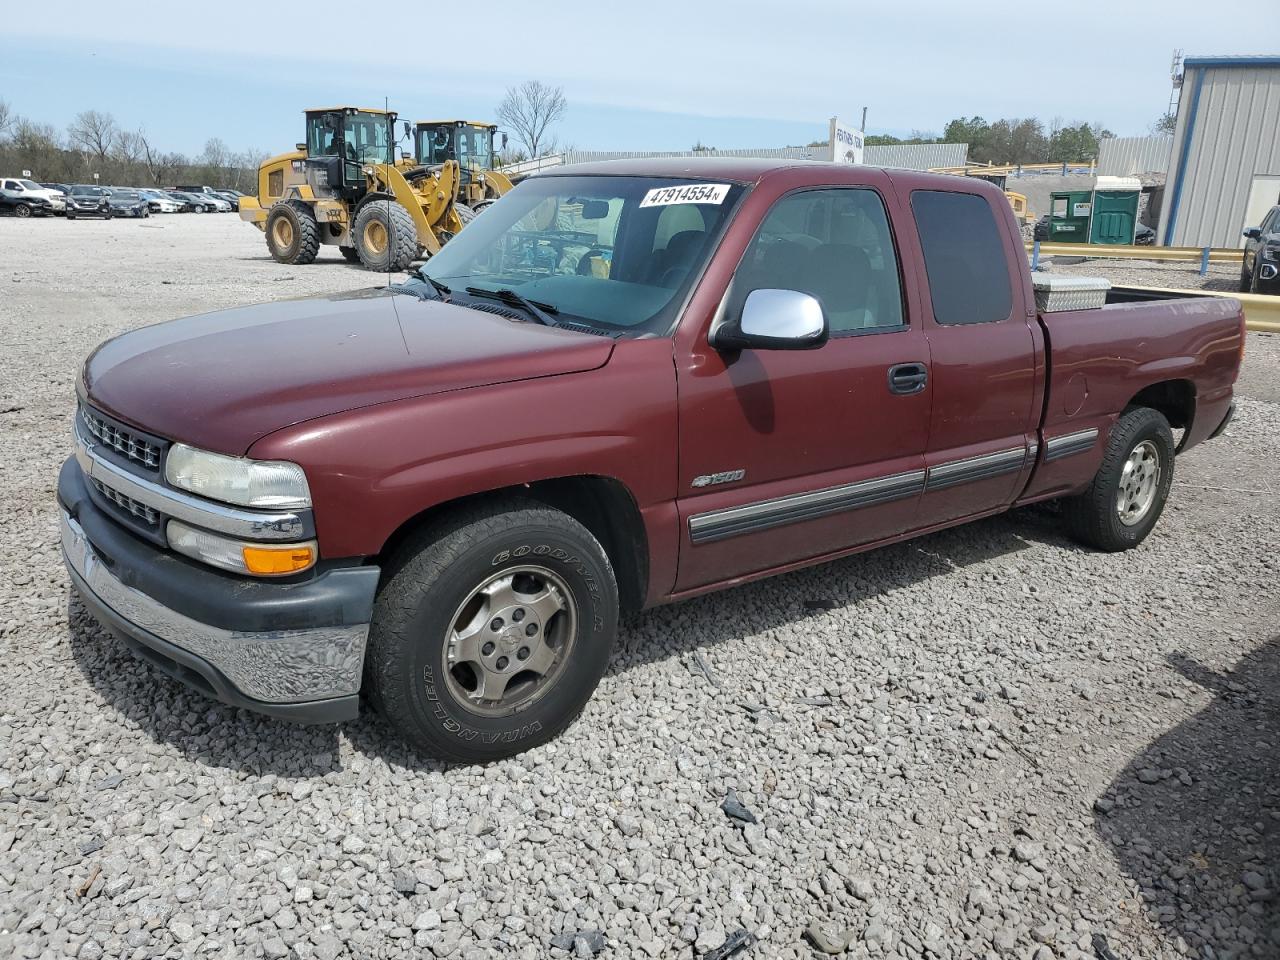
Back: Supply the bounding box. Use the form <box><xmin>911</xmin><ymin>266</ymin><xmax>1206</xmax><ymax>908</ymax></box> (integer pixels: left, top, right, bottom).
<box><xmin>61</xmin><ymin>159</ymin><xmax>1243</xmax><ymax>761</ymax></box>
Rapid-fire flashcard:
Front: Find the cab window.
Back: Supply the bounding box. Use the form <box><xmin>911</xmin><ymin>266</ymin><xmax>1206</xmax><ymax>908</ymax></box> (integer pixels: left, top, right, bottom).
<box><xmin>732</xmin><ymin>188</ymin><xmax>906</xmax><ymax>334</ymax></box>
<box><xmin>910</xmin><ymin>190</ymin><xmax>1013</xmax><ymax>325</ymax></box>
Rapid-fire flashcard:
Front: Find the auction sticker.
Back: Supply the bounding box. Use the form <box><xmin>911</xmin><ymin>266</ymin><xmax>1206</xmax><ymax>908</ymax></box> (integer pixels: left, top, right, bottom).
<box><xmin>639</xmin><ymin>183</ymin><xmax>731</xmax><ymax>208</ymax></box>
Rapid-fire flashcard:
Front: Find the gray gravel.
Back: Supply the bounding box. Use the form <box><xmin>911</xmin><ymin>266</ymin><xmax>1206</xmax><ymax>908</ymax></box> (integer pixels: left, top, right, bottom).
<box><xmin>1</xmin><ymin>214</ymin><xmax>1277</xmax><ymax>959</ymax></box>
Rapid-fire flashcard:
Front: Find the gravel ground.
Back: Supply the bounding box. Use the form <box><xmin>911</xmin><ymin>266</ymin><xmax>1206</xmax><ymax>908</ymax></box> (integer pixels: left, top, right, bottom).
<box><xmin>1</xmin><ymin>215</ymin><xmax>1277</xmax><ymax>960</ymax></box>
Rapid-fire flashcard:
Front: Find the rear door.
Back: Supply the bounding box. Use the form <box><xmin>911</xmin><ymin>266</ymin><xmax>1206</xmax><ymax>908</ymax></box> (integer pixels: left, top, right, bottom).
<box><xmin>907</xmin><ymin>188</ymin><xmax>1039</xmax><ymax>526</ymax></box>
<box><xmin>673</xmin><ymin>178</ymin><xmax>932</xmax><ymax>591</ymax></box>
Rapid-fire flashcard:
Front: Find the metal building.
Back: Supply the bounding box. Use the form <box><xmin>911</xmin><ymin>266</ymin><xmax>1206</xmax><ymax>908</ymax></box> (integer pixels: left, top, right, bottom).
<box><xmin>1161</xmin><ymin>55</ymin><xmax>1280</xmax><ymax>247</ymax></box>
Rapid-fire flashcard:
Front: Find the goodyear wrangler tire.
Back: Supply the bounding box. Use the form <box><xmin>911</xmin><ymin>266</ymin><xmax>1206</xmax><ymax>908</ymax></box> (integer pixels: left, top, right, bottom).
<box><xmin>1061</xmin><ymin>407</ymin><xmax>1175</xmax><ymax>552</ymax></box>
<box><xmin>366</xmin><ymin>500</ymin><xmax>618</xmax><ymax>762</ymax></box>
<box><xmin>265</xmin><ymin>199</ymin><xmax>320</xmax><ymax>265</ymax></box>
<box><xmin>353</xmin><ymin>200</ymin><xmax>417</xmax><ymax>272</ymax></box>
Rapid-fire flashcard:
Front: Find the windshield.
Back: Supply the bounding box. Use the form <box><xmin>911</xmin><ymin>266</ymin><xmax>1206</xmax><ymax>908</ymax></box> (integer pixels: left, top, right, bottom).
<box><xmin>345</xmin><ymin>111</ymin><xmax>392</xmax><ymax>163</ymax></box>
<box><xmin>72</xmin><ymin>186</ymin><xmax>105</xmax><ymax>196</ymax></box>
<box><xmin>19</xmin><ymin>179</ymin><xmax>41</xmax><ymax>190</ymax></box>
<box><xmin>416</xmin><ymin>175</ymin><xmax>745</xmax><ymax>337</ymax></box>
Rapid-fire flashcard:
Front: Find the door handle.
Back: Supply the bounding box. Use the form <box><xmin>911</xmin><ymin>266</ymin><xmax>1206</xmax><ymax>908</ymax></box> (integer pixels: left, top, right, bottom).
<box><xmin>887</xmin><ymin>362</ymin><xmax>928</xmax><ymax>396</ymax></box>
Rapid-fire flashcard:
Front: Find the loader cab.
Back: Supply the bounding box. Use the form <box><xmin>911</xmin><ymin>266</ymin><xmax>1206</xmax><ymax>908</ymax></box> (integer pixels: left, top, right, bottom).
<box><xmin>414</xmin><ymin>121</ymin><xmax>502</xmax><ymax>177</ymax></box>
<box><xmin>303</xmin><ymin>106</ymin><xmax>396</xmax><ymax>197</ymax></box>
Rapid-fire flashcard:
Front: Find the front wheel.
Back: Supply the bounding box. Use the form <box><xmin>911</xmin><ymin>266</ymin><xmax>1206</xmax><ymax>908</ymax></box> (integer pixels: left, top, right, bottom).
<box><xmin>14</xmin><ymin>203</ymin><xmax>31</xmax><ymax>219</ymax></box>
<box><xmin>1240</xmin><ymin>263</ymin><xmax>1254</xmax><ymax>293</ymax></box>
<box><xmin>366</xmin><ymin>500</ymin><xmax>619</xmax><ymax>762</ymax></box>
<box><xmin>353</xmin><ymin>200</ymin><xmax>417</xmax><ymax>272</ymax></box>
<box><xmin>1061</xmin><ymin>407</ymin><xmax>1175</xmax><ymax>552</ymax></box>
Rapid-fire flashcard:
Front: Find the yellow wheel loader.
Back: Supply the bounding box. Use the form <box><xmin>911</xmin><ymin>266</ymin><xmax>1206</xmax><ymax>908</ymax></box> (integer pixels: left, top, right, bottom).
<box><xmin>408</xmin><ymin>120</ymin><xmax>514</xmax><ymax>211</ymax></box>
<box><xmin>239</xmin><ymin>107</ymin><xmax>475</xmax><ymax>271</ymax></box>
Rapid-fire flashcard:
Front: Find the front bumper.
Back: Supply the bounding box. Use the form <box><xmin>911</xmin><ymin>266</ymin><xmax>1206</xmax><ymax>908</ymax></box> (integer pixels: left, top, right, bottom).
<box><xmin>59</xmin><ymin>456</ymin><xmax>379</xmax><ymax>723</ymax></box>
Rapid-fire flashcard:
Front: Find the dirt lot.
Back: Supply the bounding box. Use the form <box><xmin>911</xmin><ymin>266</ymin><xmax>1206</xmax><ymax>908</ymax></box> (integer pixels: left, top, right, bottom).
<box><xmin>0</xmin><ymin>214</ymin><xmax>1277</xmax><ymax>960</ymax></box>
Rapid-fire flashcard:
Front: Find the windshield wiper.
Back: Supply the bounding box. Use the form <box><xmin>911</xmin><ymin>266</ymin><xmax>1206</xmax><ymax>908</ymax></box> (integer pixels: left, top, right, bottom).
<box><xmin>393</xmin><ymin>271</ymin><xmax>452</xmax><ymax>302</ymax></box>
<box><xmin>411</xmin><ymin>268</ymin><xmax>452</xmax><ymax>300</ymax></box>
<box><xmin>464</xmin><ymin>286</ymin><xmax>559</xmax><ymax>327</ymax></box>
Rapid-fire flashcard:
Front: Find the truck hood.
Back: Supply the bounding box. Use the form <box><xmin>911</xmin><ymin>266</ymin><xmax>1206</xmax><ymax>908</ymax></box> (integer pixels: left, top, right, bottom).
<box><xmin>83</xmin><ymin>288</ymin><xmax>615</xmax><ymax>454</ymax></box>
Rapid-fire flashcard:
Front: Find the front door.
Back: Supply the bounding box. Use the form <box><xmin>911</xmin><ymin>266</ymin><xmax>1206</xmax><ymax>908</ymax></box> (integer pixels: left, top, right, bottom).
<box><xmin>674</xmin><ymin>182</ymin><xmax>932</xmax><ymax>592</ymax></box>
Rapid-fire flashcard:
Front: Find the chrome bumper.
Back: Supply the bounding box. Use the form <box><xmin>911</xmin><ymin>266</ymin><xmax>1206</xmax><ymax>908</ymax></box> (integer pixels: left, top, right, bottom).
<box><xmin>61</xmin><ymin>509</ymin><xmax>369</xmax><ymax>711</ymax></box>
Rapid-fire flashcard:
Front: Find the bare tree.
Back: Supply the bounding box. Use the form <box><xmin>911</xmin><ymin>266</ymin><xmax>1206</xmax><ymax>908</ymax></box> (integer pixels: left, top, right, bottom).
<box><xmin>496</xmin><ymin>80</ymin><xmax>566</xmax><ymax>159</ymax></box>
<box><xmin>0</xmin><ymin>100</ymin><xmax>14</xmax><ymax>142</ymax></box>
<box><xmin>112</xmin><ymin>129</ymin><xmax>145</xmax><ymax>166</ymax></box>
<box><xmin>67</xmin><ymin>110</ymin><xmax>118</xmax><ymax>165</ymax></box>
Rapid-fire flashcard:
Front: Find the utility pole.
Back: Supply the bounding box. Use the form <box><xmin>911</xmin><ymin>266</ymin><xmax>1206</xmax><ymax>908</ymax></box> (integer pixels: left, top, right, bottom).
<box><xmin>860</xmin><ymin>106</ymin><xmax>868</xmax><ymax>132</ymax></box>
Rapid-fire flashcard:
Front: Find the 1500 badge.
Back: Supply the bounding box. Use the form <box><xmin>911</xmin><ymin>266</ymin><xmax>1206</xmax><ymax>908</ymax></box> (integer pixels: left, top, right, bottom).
<box><xmin>691</xmin><ymin>469</ymin><xmax>746</xmax><ymax>488</ymax></box>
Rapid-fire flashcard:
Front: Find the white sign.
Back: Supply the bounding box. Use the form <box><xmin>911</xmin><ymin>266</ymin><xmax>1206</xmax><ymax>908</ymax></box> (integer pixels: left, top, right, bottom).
<box><xmin>21</xmin><ymin>169</ymin><xmax>31</xmax><ymax>177</ymax></box>
<box><xmin>639</xmin><ymin>183</ymin><xmax>731</xmax><ymax>208</ymax></box>
<box><xmin>828</xmin><ymin>117</ymin><xmax>864</xmax><ymax>165</ymax></box>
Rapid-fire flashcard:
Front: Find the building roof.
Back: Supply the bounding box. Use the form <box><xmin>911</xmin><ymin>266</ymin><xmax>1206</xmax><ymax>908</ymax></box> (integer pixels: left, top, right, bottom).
<box><xmin>1183</xmin><ymin>55</ymin><xmax>1280</xmax><ymax>68</ymax></box>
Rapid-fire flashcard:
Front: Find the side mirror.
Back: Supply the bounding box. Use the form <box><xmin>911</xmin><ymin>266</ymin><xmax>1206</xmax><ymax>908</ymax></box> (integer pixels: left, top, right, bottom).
<box><xmin>1243</xmin><ymin>227</ymin><xmax>1262</xmax><ymax>240</ymax></box>
<box><xmin>295</xmin><ymin>142</ymin><xmax>306</xmax><ymax>151</ymax></box>
<box><xmin>402</xmin><ymin>121</ymin><xmax>413</xmax><ymax>141</ymax></box>
<box><xmin>502</xmin><ymin>132</ymin><xmax>509</xmax><ymax>149</ymax></box>
<box><xmin>711</xmin><ymin>288</ymin><xmax>829</xmax><ymax>351</ymax></box>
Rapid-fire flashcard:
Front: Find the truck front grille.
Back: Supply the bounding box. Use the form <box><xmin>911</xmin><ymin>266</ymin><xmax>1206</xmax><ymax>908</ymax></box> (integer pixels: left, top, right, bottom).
<box><xmin>80</xmin><ymin>405</ymin><xmax>163</xmax><ymax>470</ymax></box>
<box><xmin>89</xmin><ymin>476</ymin><xmax>160</xmax><ymax>527</ymax></box>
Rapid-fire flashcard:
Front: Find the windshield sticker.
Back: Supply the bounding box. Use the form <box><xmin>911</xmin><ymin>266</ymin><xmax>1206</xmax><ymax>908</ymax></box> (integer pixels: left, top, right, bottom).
<box><xmin>639</xmin><ymin>183</ymin><xmax>731</xmax><ymax>208</ymax></box>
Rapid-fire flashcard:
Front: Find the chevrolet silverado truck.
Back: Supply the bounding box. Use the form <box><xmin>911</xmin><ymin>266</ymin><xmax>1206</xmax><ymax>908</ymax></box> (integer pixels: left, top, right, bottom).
<box><xmin>60</xmin><ymin>159</ymin><xmax>1244</xmax><ymax>762</ymax></box>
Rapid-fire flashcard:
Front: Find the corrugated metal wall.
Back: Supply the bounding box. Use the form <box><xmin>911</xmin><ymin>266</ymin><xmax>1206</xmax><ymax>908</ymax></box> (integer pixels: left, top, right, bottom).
<box><xmin>1162</xmin><ymin>59</ymin><xmax>1280</xmax><ymax>246</ymax></box>
<box><xmin>864</xmin><ymin>142</ymin><xmax>968</xmax><ymax>170</ymax></box>
<box><xmin>506</xmin><ymin>142</ymin><xmax>968</xmax><ymax>176</ymax></box>
<box><xmin>1097</xmin><ymin>136</ymin><xmax>1172</xmax><ymax>176</ymax></box>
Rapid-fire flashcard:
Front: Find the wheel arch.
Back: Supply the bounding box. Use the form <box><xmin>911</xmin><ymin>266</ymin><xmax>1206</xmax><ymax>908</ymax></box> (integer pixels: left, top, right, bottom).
<box><xmin>1125</xmin><ymin>378</ymin><xmax>1196</xmax><ymax>441</ymax></box>
<box><xmin>376</xmin><ymin>475</ymin><xmax>649</xmax><ymax>616</ymax></box>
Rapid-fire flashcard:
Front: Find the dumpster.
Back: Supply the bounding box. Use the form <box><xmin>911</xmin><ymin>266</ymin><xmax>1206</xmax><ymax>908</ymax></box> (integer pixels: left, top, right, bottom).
<box><xmin>1048</xmin><ymin>190</ymin><xmax>1092</xmax><ymax>243</ymax></box>
<box><xmin>1088</xmin><ymin>176</ymin><xmax>1141</xmax><ymax>245</ymax></box>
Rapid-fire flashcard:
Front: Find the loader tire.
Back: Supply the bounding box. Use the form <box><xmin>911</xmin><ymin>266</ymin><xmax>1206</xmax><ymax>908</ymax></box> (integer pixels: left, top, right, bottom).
<box><xmin>265</xmin><ymin>200</ymin><xmax>320</xmax><ymax>265</ymax></box>
<box><xmin>339</xmin><ymin>246</ymin><xmax>361</xmax><ymax>263</ymax></box>
<box><xmin>455</xmin><ymin>203</ymin><xmax>476</xmax><ymax>225</ymax></box>
<box><xmin>353</xmin><ymin>200</ymin><xmax>417</xmax><ymax>272</ymax></box>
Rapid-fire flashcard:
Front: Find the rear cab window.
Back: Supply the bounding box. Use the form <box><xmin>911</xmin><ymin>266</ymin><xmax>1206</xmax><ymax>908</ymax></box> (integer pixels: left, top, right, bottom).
<box><xmin>910</xmin><ymin>190</ymin><xmax>1013</xmax><ymax>325</ymax></box>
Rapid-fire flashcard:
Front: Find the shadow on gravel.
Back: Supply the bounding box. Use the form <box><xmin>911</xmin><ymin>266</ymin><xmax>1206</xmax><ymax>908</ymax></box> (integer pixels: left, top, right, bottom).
<box><xmin>1095</xmin><ymin>639</ymin><xmax>1279</xmax><ymax>957</ymax></box>
<box><xmin>608</xmin><ymin>506</ymin><xmax>1068</xmax><ymax>676</ymax></box>
<box><xmin>64</xmin><ymin>592</ymin><xmax>355</xmax><ymax>776</ymax></box>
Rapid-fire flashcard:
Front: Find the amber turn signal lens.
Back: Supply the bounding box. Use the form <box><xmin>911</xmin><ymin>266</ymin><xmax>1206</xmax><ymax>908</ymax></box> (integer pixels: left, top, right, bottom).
<box><xmin>241</xmin><ymin>544</ymin><xmax>316</xmax><ymax>576</ymax></box>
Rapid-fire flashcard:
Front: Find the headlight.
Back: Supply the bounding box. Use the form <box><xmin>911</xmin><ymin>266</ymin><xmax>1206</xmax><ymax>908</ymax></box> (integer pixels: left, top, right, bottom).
<box><xmin>1263</xmin><ymin>244</ymin><xmax>1278</xmax><ymax>262</ymax></box>
<box><xmin>168</xmin><ymin>520</ymin><xmax>317</xmax><ymax>576</ymax></box>
<box><xmin>165</xmin><ymin>443</ymin><xmax>311</xmax><ymax>509</ymax></box>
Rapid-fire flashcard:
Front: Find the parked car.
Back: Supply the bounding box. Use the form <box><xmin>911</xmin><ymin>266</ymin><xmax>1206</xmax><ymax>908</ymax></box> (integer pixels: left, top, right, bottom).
<box><xmin>1134</xmin><ymin>223</ymin><xmax>1155</xmax><ymax>245</ymax></box>
<box><xmin>1033</xmin><ymin>214</ymin><xmax>1049</xmax><ymax>241</ymax></box>
<box><xmin>65</xmin><ymin>185</ymin><xmax>113</xmax><ymax>219</ymax></box>
<box><xmin>1241</xmin><ymin>204</ymin><xmax>1280</xmax><ymax>295</ymax></box>
<box><xmin>105</xmin><ymin>188</ymin><xmax>151</xmax><ymax>218</ymax></box>
<box><xmin>212</xmin><ymin>191</ymin><xmax>240</xmax><ymax>211</ymax></box>
<box><xmin>167</xmin><ymin>191</ymin><xmax>218</xmax><ymax>213</ymax></box>
<box><xmin>2</xmin><ymin>177</ymin><xmax>65</xmax><ymax>213</ymax></box>
<box><xmin>60</xmin><ymin>160</ymin><xmax>1244</xmax><ymax>761</ymax></box>
<box><xmin>0</xmin><ymin>188</ymin><xmax>53</xmax><ymax>217</ymax></box>
<box><xmin>138</xmin><ymin>189</ymin><xmax>182</xmax><ymax>214</ymax></box>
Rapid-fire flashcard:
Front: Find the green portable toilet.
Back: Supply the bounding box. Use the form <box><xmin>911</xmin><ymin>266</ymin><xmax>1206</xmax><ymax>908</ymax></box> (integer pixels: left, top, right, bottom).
<box><xmin>1088</xmin><ymin>177</ymin><xmax>1140</xmax><ymax>245</ymax></box>
<box><xmin>1048</xmin><ymin>190</ymin><xmax>1092</xmax><ymax>243</ymax></box>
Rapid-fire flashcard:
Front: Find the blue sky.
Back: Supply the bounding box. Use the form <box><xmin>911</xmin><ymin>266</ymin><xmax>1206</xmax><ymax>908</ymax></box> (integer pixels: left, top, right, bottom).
<box><xmin>1</xmin><ymin>0</ymin><xmax>1264</xmax><ymax>157</ymax></box>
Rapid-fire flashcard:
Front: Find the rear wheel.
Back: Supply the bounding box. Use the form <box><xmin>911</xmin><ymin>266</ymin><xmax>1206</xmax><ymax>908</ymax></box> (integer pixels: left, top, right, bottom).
<box><xmin>265</xmin><ymin>200</ymin><xmax>320</xmax><ymax>265</ymax></box>
<box><xmin>353</xmin><ymin>200</ymin><xmax>417</xmax><ymax>272</ymax></box>
<box><xmin>366</xmin><ymin>500</ymin><xmax>619</xmax><ymax>762</ymax></box>
<box><xmin>339</xmin><ymin>246</ymin><xmax>361</xmax><ymax>263</ymax></box>
<box><xmin>1061</xmin><ymin>407</ymin><xmax>1175</xmax><ymax>552</ymax></box>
